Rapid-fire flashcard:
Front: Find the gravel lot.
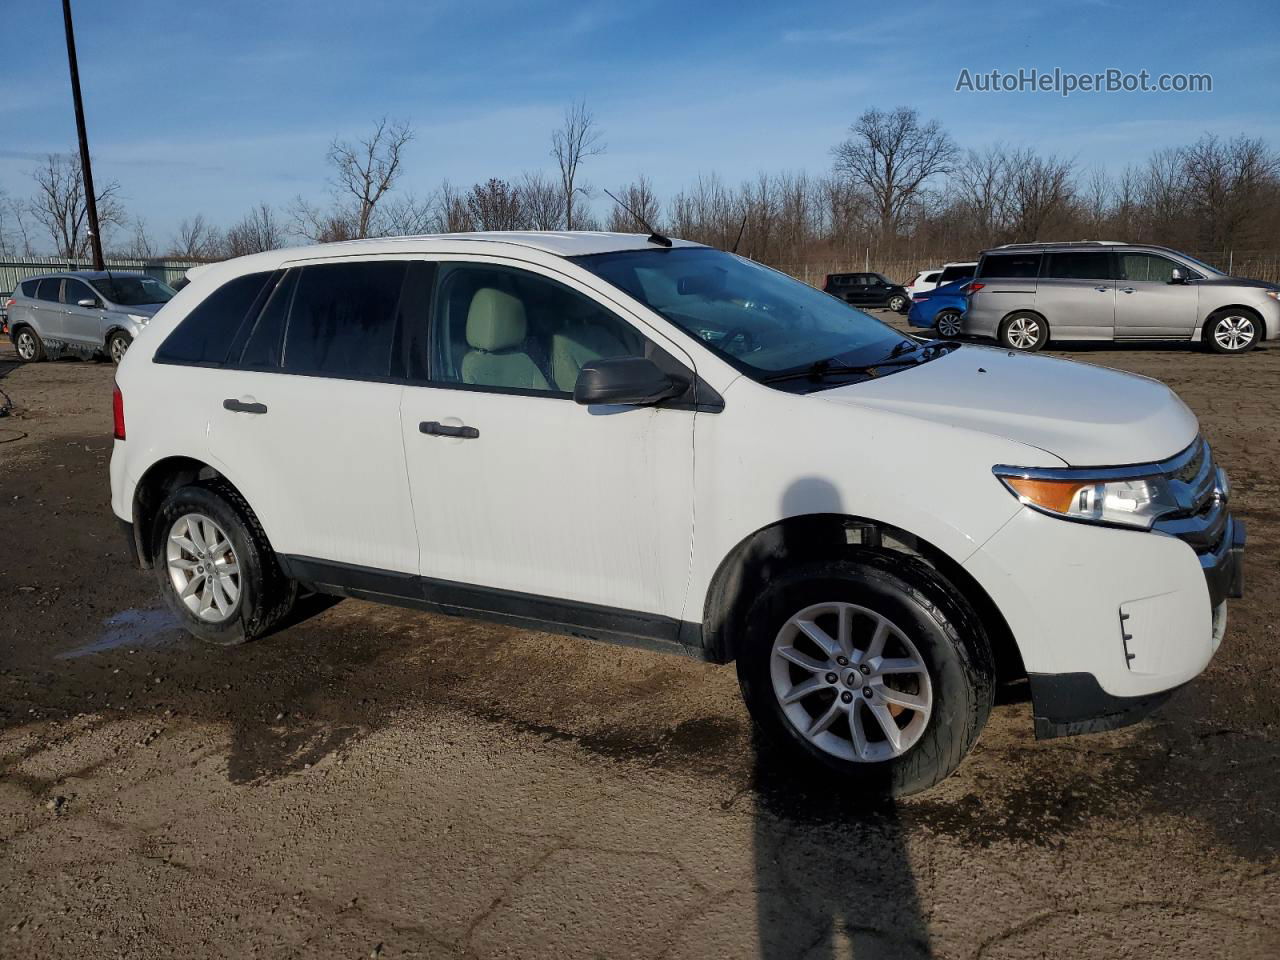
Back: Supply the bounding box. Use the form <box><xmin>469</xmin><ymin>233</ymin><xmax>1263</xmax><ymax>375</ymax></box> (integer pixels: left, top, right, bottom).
<box><xmin>1</xmin><ymin>324</ymin><xmax>1278</xmax><ymax>959</ymax></box>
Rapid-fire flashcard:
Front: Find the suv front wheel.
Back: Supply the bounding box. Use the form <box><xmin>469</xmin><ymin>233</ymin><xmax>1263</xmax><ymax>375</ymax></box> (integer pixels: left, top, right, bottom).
<box><xmin>152</xmin><ymin>482</ymin><xmax>296</xmax><ymax>646</ymax></box>
<box><xmin>1204</xmin><ymin>310</ymin><xmax>1260</xmax><ymax>354</ymax></box>
<box><xmin>736</xmin><ymin>558</ymin><xmax>994</xmax><ymax>796</ymax></box>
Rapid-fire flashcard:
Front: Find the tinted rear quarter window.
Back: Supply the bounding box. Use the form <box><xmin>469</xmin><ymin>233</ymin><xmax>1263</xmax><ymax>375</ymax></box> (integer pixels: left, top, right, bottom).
<box><xmin>1044</xmin><ymin>251</ymin><xmax>1114</xmax><ymax>280</ymax></box>
<box><xmin>281</xmin><ymin>260</ymin><xmax>407</xmax><ymax>378</ymax></box>
<box><xmin>20</xmin><ymin>279</ymin><xmax>39</xmax><ymax>298</ymax></box>
<box><xmin>155</xmin><ymin>271</ymin><xmax>275</xmax><ymax>366</ymax></box>
<box><xmin>976</xmin><ymin>254</ymin><xmax>1042</xmax><ymax>279</ymax></box>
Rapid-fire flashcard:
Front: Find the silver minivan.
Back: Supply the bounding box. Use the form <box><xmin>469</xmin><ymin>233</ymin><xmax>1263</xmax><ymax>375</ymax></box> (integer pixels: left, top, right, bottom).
<box><xmin>6</xmin><ymin>270</ymin><xmax>176</xmax><ymax>364</ymax></box>
<box><xmin>965</xmin><ymin>241</ymin><xmax>1280</xmax><ymax>354</ymax></box>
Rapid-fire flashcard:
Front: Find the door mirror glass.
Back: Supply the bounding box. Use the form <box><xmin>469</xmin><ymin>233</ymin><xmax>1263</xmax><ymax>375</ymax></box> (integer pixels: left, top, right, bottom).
<box><xmin>1169</xmin><ymin>268</ymin><xmax>1185</xmax><ymax>284</ymax></box>
<box><xmin>573</xmin><ymin>357</ymin><xmax>684</xmax><ymax>406</ymax></box>
<box><xmin>77</xmin><ymin>298</ymin><xmax>99</xmax><ymax>308</ymax></box>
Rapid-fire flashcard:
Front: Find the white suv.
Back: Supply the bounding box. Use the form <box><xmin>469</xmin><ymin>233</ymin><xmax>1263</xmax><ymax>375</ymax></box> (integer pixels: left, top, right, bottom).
<box><xmin>110</xmin><ymin>232</ymin><xmax>1245</xmax><ymax>795</ymax></box>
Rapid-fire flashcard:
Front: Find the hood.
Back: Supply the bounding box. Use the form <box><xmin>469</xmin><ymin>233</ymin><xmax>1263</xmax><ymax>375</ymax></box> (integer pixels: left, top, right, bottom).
<box><xmin>1199</xmin><ymin>276</ymin><xmax>1278</xmax><ymax>291</ymax></box>
<box><xmin>817</xmin><ymin>346</ymin><xmax>1198</xmax><ymax>466</ymax></box>
<box><xmin>116</xmin><ymin>302</ymin><xmax>164</xmax><ymax>318</ymax></box>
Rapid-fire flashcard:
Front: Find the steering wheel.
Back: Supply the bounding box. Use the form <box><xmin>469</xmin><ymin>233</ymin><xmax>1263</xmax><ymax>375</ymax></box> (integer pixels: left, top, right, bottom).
<box><xmin>718</xmin><ymin>327</ymin><xmax>759</xmax><ymax>356</ymax></box>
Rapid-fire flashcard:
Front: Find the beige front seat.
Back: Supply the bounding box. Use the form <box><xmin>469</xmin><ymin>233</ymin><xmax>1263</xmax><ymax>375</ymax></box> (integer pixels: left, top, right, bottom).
<box><xmin>551</xmin><ymin>320</ymin><xmax>634</xmax><ymax>392</ymax></box>
<box><xmin>460</xmin><ymin>288</ymin><xmax>549</xmax><ymax>390</ymax></box>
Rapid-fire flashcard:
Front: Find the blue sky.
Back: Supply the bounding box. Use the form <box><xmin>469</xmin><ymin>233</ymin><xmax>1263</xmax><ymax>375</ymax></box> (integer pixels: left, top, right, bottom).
<box><xmin>2</xmin><ymin>0</ymin><xmax>1277</xmax><ymax>244</ymax></box>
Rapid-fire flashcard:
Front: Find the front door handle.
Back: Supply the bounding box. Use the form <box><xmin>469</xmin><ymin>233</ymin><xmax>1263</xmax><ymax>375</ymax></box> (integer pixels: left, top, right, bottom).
<box><xmin>1121</xmin><ymin>287</ymin><xmax>1135</xmax><ymax>294</ymax></box>
<box><xmin>420</xmin><ymin>420</ymin><xmax>479</xmax><ymax>439</ymax></box>
<box><xmin>223</xmin><ymin>398</ymin><xmax>268</xmax><ymax>414</ymax></box>
<box><xmin>1094</xmin><ymin>285</ymin><xmax>1110</xmax><ymax>292</ymax></box>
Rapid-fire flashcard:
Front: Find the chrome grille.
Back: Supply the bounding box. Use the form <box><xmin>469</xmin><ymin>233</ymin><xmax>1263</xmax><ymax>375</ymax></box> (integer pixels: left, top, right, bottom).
<box><xmin>1153</xmin><ymin>437</ymin><xmax>1229</xmax><ymax>557</ymax></box>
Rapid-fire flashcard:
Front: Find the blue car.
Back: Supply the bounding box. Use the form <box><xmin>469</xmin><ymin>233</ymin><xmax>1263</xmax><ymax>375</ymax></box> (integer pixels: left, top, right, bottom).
<box><xmin>907</xmin><ymin>277</ymin><xmax>971</xmax><ymax>338</ymax></box>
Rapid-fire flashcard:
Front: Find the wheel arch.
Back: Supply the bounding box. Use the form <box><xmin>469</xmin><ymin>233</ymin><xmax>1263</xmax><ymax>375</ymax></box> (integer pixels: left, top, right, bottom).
<box><xmin>1203</xmin><ymin>304</ymin><xmax>1266</xmax><ymax>341</ymax></box>
<box><xmin>130</xmin><ymin>456</ymin><xmax>258</xmax><ymax>568</ymax></box>
<box><xmin>700</xmin><ymin>512</ymin><xmax>1024</xmax><ymax>682</ymax></box>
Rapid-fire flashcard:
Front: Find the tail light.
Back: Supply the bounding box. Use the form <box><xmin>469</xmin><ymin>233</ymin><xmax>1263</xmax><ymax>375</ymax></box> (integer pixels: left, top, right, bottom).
<box><xmin>966</xmin><ymin>283</ymin><xmax>984</xmax><ymax>295</ymax></box>
<box><xmin>2</xmin><ymin>297</ymin><xmax>13</xmax><ymax>308</ymax></box>
<box><xmin>112</xmin><ymin>384</ymin><xmax>126</xmax><ymax>441</ymax></box>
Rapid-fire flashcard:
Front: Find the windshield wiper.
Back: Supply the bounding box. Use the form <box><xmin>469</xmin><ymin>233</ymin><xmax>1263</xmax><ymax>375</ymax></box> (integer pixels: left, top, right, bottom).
<box><xmin>761</xmin><ymin>355</ymin><xmax>922</xmax><ymax>385</ymax></box>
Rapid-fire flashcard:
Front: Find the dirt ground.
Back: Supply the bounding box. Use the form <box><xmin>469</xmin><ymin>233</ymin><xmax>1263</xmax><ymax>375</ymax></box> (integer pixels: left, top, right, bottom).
<box><xmin>1</xmin><ymin>325</ymin><xmax>1277</xmax><ymax>959</ymax></box>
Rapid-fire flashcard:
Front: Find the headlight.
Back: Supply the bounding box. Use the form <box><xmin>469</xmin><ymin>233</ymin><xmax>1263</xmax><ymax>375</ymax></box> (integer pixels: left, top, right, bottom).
<box><xmin>993</xmin><ymin>468</ymin><xmax>1180</xmax><ymax>529</ymax></box>
<box><xmin>127</xmin><ymin>314</ymin><xmax>149</xmax><ymax>325</ymax></box>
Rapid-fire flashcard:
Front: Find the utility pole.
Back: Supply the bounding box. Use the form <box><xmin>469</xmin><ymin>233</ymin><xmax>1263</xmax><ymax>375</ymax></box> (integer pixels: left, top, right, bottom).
<box><xmin>61</xmin><ymin>0</ymin><xmax>104</xmax><ymax>270</ymax></box>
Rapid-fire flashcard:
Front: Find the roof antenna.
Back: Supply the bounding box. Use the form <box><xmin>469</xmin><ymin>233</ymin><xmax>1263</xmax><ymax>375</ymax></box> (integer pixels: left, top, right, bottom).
<box><xmin>603</xmin><ymin>189</ymin><xmax>672</xmax><ymax>248</ymax></box>
<box><xmin>730</xmin><ymin>212</ymin><xmax>748</xmax><ymax>255</ymax></box>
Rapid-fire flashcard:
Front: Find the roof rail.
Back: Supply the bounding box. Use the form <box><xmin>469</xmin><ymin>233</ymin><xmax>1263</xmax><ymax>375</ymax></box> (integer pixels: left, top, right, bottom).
<box><xmin>992</xmin><ymin>240</ymin><xmax>1127</xmax><ymax>249</ymax></box>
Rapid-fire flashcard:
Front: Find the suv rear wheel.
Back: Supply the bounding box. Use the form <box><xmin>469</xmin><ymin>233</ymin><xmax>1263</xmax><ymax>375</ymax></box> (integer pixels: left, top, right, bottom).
<box><xmin>14</xmin><ymin>327</ymin><xmax>46</xmax><ymax>362</ymax></box>
<box><xmin>152</xmin><ymin>482</ymin><xmax>296</xmax><ymax>646</ymax></box>
<box><xmin>999</xmin><ymin>312</ymin><xmax>1048</xmax><ymax>351</ymax></box>
<box><xmin>736</xmin><ymin>558</ymin><xmax>994</xmax><ymax>796</ymax></box>
<box><xmin>1205</xmin><ymin>310</ymin><xmax>1260</xmax><ymax>354</ymax></box>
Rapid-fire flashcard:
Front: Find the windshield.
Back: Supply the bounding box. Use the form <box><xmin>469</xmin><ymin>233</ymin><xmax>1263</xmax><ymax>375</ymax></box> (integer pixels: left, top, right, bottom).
<box><xmin>571</xmin><ymin>248</ymin><xmax>909</xmax><ymax>378</ymax></box>
<box><xmin>90</xmin><ymin>275</ymin><xmax>176</xmax><ymax>306</ymax></box>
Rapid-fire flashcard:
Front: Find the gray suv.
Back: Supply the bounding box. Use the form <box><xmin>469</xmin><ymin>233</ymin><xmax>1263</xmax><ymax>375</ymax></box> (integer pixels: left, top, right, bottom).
<box><xmin>7</xmin><ymin>271</ymin><xmax>176</xmax><ymax>364</ymax></box>
<box><xmin>965</xmin><ymin>241</ymin><xmax>1280</xmax><ymax>354</ymax></box>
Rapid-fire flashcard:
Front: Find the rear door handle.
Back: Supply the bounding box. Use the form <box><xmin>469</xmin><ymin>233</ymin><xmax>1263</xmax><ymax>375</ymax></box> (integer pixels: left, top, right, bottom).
<box><xmin>420</xmin><ymin>420</ymin><xmax>479</xmax><ymax>439</ymax></box>
<box><xmin>223</xmin><ymin>398</ymin><xmax>268</xmax><ymax>414</ymax></box>
<box><xmin>1094</xmin><ymin>285</ymin><xmax>1110</xmax><ymax>292</ymax></box>
<box><xmin>1121</xmin><ymin>287</ymin><xmax>1135</xmax><ymax>294</ymax></box>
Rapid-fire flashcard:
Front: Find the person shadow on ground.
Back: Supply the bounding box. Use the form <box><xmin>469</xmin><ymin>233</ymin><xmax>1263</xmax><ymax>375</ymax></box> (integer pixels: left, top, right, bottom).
<box><xmin>750</xmin><ymin>476</ymin><xmax>934</xmax><ymax>959</ymax></box>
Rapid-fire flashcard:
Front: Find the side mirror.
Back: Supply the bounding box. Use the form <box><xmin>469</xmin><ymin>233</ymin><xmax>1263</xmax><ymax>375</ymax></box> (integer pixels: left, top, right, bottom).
<box><xmin>573</xmin><ymin>357</ymin><xmax>685</xmax><ymax>407</ymax></box>
<box><xmin>77</xmin><ymin>298</ymin><xmax>100</xmax><ymax>308</ymax></box>
<box><xmin>1168</xmin><ymin>268</ymin><xmax>1186</xmax><ymax>284</ymax></box>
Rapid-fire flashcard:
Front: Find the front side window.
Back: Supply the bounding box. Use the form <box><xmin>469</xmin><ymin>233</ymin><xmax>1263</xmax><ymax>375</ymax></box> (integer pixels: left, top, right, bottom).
<box><xmin>976</xmin><ymin>253</ymin><xmax>1042</xmax><ymax>279</ymax></box>
<box><xmin>1044</xmin><ymin>251</ymin><xmax>1114</xmax><ymax>280</ymax></box>
<box><xmin>90</xmin><ymin>275</ymin><xmax>176</xmax><ymax>306</ymax></box>
<box><xmin>36</xmin><ymin>278</ymin><xmax>62</xmax><ymax>302</ymax></box>
<box><xmin>62</xmin><ymin>279</ymin><xmax>97</xmax><ymax>306</ymax></box>
<box><xmin>424</xmin><ymin>263</ymin><xmax>644</xmax><ymax>394</ymax></box>
<box><xmin>280</xmin><ymin>260</ymin><xmax>407</xmax><ymax>378</ymax></box>
<box><xmin>1118</xmin><ymin>253</ymin><xmax>1182</xmax><ymax>283</ymax></box>
<box><xmin>572</xmin><ymin>247</ymin><xmax>909</xmax><ymax>377</ymax></box>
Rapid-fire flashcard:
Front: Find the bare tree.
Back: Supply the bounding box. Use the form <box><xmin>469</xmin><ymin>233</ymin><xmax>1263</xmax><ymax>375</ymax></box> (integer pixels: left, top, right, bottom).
<box><xmin>171</xmin><ymin>214</ymin><xmax>223</xmax><ymax>259</ymax></box>
<box><xmin>328</xmin><ymin>117</ymin><xmax>413</xmax><ymax>239</ymax></box>
<box><xmin>832</xmin><ymin>106</ymin><xmax>957</xmax><ymax>248</ymax></box>
<box><xmin>29</xmin><ymin>153</ymin><xmax>125</xmax><ymax>258</ymax></box>
<box><xmin>436</xmin><ymin>181</ymin><xmax>474</xmax><ymax>233</ymax></box>
<box><xmin>466</xmin><ymin>178</ymin><xmax>524</xmax><ymax>231</ymax></box>
<box><xmin>224</xmin><ymin>203</ymin><xmax>284</xmax><ymax>257</ymax></box>
<box><xmin>551</xmin><ymin>100</ymin><xmax>605</xmax><ymax>230</ymax></box>
<box><xmin>606</xmin><ymin>175</ymin><xmax>661</xmax><ymax>233</ymax></box>
<box><xmin>377</xmin><ymin>192</ymin><xmax>438</xmax><ymax>237</ymax></box>
<box><xmin>518</xmin><ymin>171</ymin><xmax>564</xmax><ymax>230</ymax></box>
<box><xmin>1180</xmin><ymin>134</ymin><xmax>1280</xmax><ymax>253</ymax></box>
<box><xmin>289</xmin><ymin>195</ymin><xmax>359</xmax><ymax>244</ymax></box>
<box><xmin>1004</xmin><ymin>149</ymin><xmax>1076</xmax><ymax>241</ymax></box>
<box><xmin>119</xmin><ymin>216</ymin><xmax>155</xmax><ymax>259</ymax></box>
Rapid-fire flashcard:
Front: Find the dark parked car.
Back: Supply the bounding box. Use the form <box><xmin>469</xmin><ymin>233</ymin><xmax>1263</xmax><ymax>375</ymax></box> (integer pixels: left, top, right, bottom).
<box><xmin>823</xmin><ymin>272</ymin><xmax>910</xmax><ymax>313</ymax></box>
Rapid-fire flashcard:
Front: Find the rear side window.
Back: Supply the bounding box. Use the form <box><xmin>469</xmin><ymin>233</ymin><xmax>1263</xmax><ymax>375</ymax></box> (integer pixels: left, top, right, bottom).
<box><xmin>155</xmin><ymin>271</ymin><xmax>275</xmax><ymax>366</ymax></box>
<box><xmin>281</xmin><ymin>260</ymin><xmax>407</xmax><ymax>379</ymax></box>
<box><xmin>938</xmin><ymin>265</ymin><xmax>972</xmax><ymax>283</ymax></box>
<box><xmin>36</xmin><ymin>278</ymin><xmax>62</xmax><ymax>302</ymax></box>
<box><xmin>976</xmin><ymin>254</ymin><xmax>1042</xmax><ymax>279</ymax></box>
<box><xmin>238</xmin><ymin>270</ymin><xmax>297</xmax><ymax>370</ymax></box>
<box><xmin>924</xmin><ymin>273</ymin><xmax>941</xmax><ymax>283</ymax></box>
<box><xmin>20</xmin><ymin>279</ymin><xmax>38</xmax><ymax>297</ymax></box>
<box><xmin>1044</xmin><ymin>251</ymin><xmax>1114</xmax><ymax>280</ymax></box>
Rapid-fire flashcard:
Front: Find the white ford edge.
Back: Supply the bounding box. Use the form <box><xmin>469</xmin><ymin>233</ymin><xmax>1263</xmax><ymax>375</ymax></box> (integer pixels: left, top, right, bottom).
<box><xmin>109</xmin><ymin>232</ymin><xmax>1245</xmax><ymax>795</ymax></box>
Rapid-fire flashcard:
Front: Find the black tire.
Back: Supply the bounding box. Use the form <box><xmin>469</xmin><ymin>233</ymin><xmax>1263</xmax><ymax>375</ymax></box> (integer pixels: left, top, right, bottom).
<box><xmin>107</xmin><ymin>330</ymin><xmax>132</xmax><ymax>364</ymax></box>
<box><xmin>14</xmin><ymin>326</ymin><xmax>46</xmax><ymax>362</ymax></box>
<box><xmin>151</xmin><ymin>481</ymin><xmax>296</xmax><ymax>646</ymax></box>
<box><xmin>998</xmin><ymin>312</ymin><xmax>1049</xmax><ymax>351</ymax></box>
<box><xmin>934</xmin><ymin>309</ymin><xmax>963</xmax><ymax>338</ymax></box>
<box><xmin>887</xmin><ymin>294</ymin><xmax>908</xmax><ymax>313</ymax></box>
<box><xmin>736</xmin><ymin>557</ymin><xmax>994</xmax><ymax>796</ymax></box>
<box><xmin>1203</xmin><ymin>309</ymin><xmax>1260</xmax><ymax>354</ymax></box>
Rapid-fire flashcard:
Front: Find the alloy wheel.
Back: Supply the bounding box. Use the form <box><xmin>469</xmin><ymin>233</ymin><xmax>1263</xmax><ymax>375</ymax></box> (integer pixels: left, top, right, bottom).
<box><xmin>936</xmin><ymin>311</ymin><xmax>963</xmax><ymax>338</ymax></box>
<box><xmin>165</xmin><ymin>513</ymin><xmax>241</xmax><ymax>623</ymax></box>
<box><xmin>1006</xmin><ymin>316</ymin><xmax>1041</xmax><ymax>349</ymax></box>
<box><xmin>16</xmin><ymin>332</ymin><xmax>36</xmax><ymax>360</ymax></box>
<box><xmin>1213</xmin><ymin>315</ymin><xmax>1255</xmax><ymax>351</ymax></box>
<box><xmin>770</xmin><ymin>601</ymin><xmax>932</xmax><ymax>763</ymax></box>
<box><xmin>109</xmin><ymin>335</ymin><xmax>129</xmax><ymax>363</ymax></box>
